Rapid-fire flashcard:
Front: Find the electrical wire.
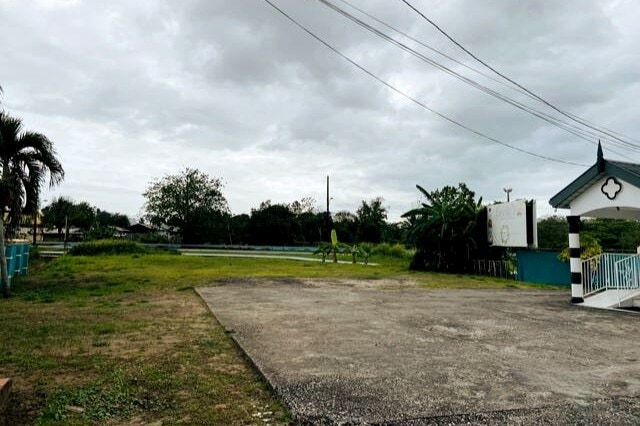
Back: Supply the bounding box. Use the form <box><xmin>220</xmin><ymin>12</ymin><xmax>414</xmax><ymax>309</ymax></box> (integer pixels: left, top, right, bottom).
<box><xmin>262</xmin><ymin>0</ymin><xmax>588</xmax><ymax>167</ymax></box>
<box><xmin>336</xmin><ymin>0</ymin><xmax>533</xmax><ymax>100</ymax></box>
<box><xmin>316</xmin><ymin>0</ymin><xmax>638</xmax><ymax>157</ymax></box>
<box><xmin>400</xmin><ymin>0</ymin><xmax>640</xmax><ymax>148</ymax></box>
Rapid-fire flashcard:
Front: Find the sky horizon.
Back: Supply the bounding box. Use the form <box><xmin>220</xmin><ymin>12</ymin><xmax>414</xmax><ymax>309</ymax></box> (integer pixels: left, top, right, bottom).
<box><xmin>1</xmin><ymin>0</ymin><xmax>638</xmax><ymax>222</ymax></box>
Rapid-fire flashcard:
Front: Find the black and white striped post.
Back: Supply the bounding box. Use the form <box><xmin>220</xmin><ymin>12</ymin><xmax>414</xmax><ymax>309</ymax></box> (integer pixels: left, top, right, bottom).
<box><xmin>567</xmin><ymin>215</ymin><xmax>583</xmax><ymax>303</ymax></box>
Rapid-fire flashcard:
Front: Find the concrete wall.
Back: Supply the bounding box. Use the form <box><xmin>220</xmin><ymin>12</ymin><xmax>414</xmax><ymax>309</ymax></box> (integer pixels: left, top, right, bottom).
<box><xmin>571</xmin><ymin>176</ymin><xmax>640</xmax><ymax>219</ymax></box>
<box><xmin>516</xmin><ymin>250</ymin><xmax>570</xmax><ymax>286</ymax></box>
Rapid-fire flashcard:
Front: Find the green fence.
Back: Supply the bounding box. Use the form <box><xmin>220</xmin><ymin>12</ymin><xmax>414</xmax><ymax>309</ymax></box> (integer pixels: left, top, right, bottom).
<box><xmin>515</xmin><ymin>250</ymin><xmax>570</xmax><ymax>286</ymax></box>
<box><xmin>5</xmin><ymin>244</ymin><xmax>30</xmax><ymax>280</ymax></box>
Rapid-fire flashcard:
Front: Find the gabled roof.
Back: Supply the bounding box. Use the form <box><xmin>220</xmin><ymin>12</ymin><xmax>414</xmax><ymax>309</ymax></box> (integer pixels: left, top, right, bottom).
<box><xmin>550</xmin><ymin>143</ymin><xmax>640</xmax><ymax>209</ymax></box>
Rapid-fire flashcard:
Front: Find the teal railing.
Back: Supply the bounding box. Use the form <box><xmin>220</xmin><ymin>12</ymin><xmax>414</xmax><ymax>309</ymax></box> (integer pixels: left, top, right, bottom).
<box><xmin>5</xmin><ymin>244</ymin><xmax>30</xmax><ymax>280</ymax></box>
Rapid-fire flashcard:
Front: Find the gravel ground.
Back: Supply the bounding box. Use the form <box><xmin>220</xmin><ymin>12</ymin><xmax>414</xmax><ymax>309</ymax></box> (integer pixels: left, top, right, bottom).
<box><xmin>197</xmin><ymin>278</ymin><xmax>640</xmax><ymax>425</ymax></box>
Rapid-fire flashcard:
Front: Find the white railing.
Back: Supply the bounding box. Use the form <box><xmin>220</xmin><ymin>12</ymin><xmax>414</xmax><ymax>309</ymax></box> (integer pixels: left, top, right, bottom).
<box><xmin>614</xmin><ymin>254</ymin><xmax>640</xmax><ymax>306</ymax></box>
<box><xmin>581</xmin><ymin>253</ymin><xmax>633</xmax><ymax>297</ymax></box>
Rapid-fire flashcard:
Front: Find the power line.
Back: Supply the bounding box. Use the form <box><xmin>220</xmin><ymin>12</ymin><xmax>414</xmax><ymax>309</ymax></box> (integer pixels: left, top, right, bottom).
<box><xmin>261</xmin><ymin>0</ymin><xmax>588</xmax><ymax>167</ymax></box>
<box><xmin>336</xmin><ymin>0</ymin><xmax>532</xmax><ymax>98</ymax></box>
<box><xmin>399</xmin><ymin>0</ymin><xmax>640</xmax><ymax>148</ymax></box>
<box><xmin>315</xmin><ymin>0</ymin><xmax>638</xmax><ymax>158</ymax></box>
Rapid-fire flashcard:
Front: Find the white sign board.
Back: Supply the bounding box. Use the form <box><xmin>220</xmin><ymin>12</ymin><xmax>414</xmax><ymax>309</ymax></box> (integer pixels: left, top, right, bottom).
<box><xmin>487</xmin><ymin>200</ymin><xmax>537</xmax><ymax>248</ymax></box>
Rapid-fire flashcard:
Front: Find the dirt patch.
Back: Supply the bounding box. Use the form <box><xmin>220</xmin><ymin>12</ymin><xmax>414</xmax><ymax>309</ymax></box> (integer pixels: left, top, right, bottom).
<box><xmin>198</xmin><ymin>278</ymin><xmax>640</xmax><ymax>425</ymax></box>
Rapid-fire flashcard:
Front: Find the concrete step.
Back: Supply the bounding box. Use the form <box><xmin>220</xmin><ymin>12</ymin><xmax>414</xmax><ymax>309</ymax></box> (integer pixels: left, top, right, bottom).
<box><xmin>40</xmin><ymin>251</ymin><xmax>64</xmax><ymax>258</ymax></box>
<box><xmin>582</xmin><ymin>288</ymin><xmax>640</xmax><ymax>309</ymax></box>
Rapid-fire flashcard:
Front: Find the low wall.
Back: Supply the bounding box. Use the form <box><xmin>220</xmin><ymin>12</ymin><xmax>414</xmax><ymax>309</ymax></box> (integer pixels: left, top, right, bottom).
<box><xmin>516</xmin><ymin>250</ymin><xmax>570</xmax><ymax>286</ymax></box>
<box><xmin>6</xmin><ymin>244</ymin><xmax>31</xmax><ymax>280</ymax></box>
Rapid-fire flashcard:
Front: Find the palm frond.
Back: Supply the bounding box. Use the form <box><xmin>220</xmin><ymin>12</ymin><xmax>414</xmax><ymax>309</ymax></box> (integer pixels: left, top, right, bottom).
<box><xmin>17</xmin><ymin>132</ymin><xmax>65</xmax><ymax>185</ymax></box>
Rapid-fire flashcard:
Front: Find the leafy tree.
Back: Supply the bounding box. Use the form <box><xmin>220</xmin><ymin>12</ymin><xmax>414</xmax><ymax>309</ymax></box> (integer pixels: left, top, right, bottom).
<box><xmin>293</xmin><ymin>211</ymin><xmax>324</xmax><ymax>244</ymax></box>
<box><xmin>537</xmin><ymin>216</ymin><xmax>568</xmax><ymax>250</ymax></box>
<box><xmin>382</xmin><ymin>222</ymin><xmax>404</xmax><ymax>244</ymax></box>
<box><xmin>0</xmin><ymin>111</ymin><xmax>64</xmax><ymax>297</ymax></box>
<box><xmin>538</xmin><ymin>216</ymin><xmax>640</xmax><ymax>252</ymax></box>
<box><xmin>356</xmin><ymin>197</ymin><xmax>388</xmax><ymax>243</ymax></box>
<box><xmin>558</xmin><ymin>234</ymin><xmax>602</xmax><ymax>261</ymax></box>
<box><xmin>229</xmin><ymin>214</ymin><xmax>250</xmax><ymax>245</ymax></box>
<box><xmin>72</xmin><ymin>201</ymin><xmax>96</xmax><ymax>230</ymax></box>
<box><xmin>42</xmin><ymin>196</ymin><xmax>74</xmax><ymax>237</ymax></box>
<box><xmin>403</xmin><ymin>183</ymin><xmax>482</xmax><ymax>273</ymax></box>
<box><xmin>95</xmin><ymin>209</ymin><xmax>130</xmax><ymax>229</ymax></box>
<box><xmin>333</xmin><ymin>210</ymin><xmax>357</xmax><ymax>244</ymax></box>
<box><xmin>289</xmin><ymin>197</ymin><xmax>323</xmax><ymax>244</ymax></box>
<box><xmin>43</xmin><ymin>199</ymin><xmax>130</xmax><ymax>240</ymax></box>
<box><xmin>143</xmin><ymin>168</ymin><xmax>229</xmax><ymax>244</ymax></box>
<box><xmin>248</xmin><ymin>202</ymin><xmax>296</xmax><ymax>245</ymax></box>
<box><xmin>289</xmin><ymin>197</ymin><xmax>317</xmax><ymax>215</ymax></box>
<box><xmin>582</xmin><ymin>218</ymin><xmax>640</xmax><ymax>252</ymax></box>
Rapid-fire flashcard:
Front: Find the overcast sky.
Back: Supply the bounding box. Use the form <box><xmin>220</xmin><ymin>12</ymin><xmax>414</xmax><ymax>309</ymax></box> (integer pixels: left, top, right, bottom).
<box><xmin>1</xmin><ymin>0</ymin><xmax>639</xmax><ymax>221</ymax></box>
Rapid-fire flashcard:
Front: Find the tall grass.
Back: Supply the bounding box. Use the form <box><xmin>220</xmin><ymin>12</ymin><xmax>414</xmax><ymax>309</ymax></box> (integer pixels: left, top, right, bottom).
<box><xmin>69</xmin><ymin>239</ymin><xmax>149</xmax><ymax>256</ymax></box>
<box><xmin>365</xmin><ymin>243</ymin><xmax>413</xmax><ymax>260</ymax></box>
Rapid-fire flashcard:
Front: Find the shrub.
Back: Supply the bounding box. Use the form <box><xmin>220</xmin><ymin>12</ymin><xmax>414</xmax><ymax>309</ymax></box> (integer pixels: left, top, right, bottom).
<box><xmin>69</xmin><ymin>239</ymin><xmax>149</xmax><ymax>256</ymax></box>
<box><xmin>371</xmin><ymin>243</ymin><xmax>412</xmax><ymax>259</ymax></box>
<box><xmin>558</xmin><ymin>234</ymin><xmax>602</xmax><ymax>262</ymax></box>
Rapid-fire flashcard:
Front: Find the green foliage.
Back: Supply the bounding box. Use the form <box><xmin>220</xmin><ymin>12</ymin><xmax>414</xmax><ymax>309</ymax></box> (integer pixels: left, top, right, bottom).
<box><xmin>371</xmin><ymin>243</ymin><xmax>412</xmax><ymax>260</ymax></box>
<box><xmin>403</xmin><ymin>183</ymin><xmax>483</xmax><ymax>273</ymax></box>
<box><xmin>356</xmin><ymin>197</ymin><xmax>388</xmax><ymax>243</ymax></box>
<box><xmin>582</xmin><ymin>218</ymin><xmax>640</xmax><ymax>252</ymax></box>
<box><xmin>540</xmin><ymin>216</ymin><xmax>640</xmax><ymax>253</ymax></box>
<box><xmin>537</xmin><ymin>216</ymin><xmax>568</xmax><ymax>250</ymax></box>
<box><xmin>42</xmin><ymin>197</ymin><xmax>130</xmax><ymax>239</ymax></box>
<box><xmin>131</xmin><ymin>232</ymin><xmax>172</xmax><ymax>244</ymax></box>
<box><xmin>558</xmin><ymin>234</ymin><xmax>603</xmax><ymax>261</ymax></box>
<box><xmin>313</xmin><ymin>242</ymin><xmax>333</xmax><ymax>263</ymax></box>
<box><xmin>41</xmin><ymin>197</ymin><xmax>74</xmax><ymax>236</ymax></box>
<box><xmin>143</xmin><ymin>168</ymin><xmax>229</xmax><ymax>244</ymax></box>
<box><xmin>244</xmin><ymin>199</ymin><xmax>323</xmax><ymax>246</ymax></box>
<box><xmin>315</xmin><ymin>228</ymin><xmax>342</xmax><ymax>263</ymax></box>
<box><xmin>69</xmin><ymin>240</ymin><xmax>149</xmax><ymax>256</ymax></box>
<box><xmin>330</xmin><ymin>229</ymin><xmax>338</xmax><ymax>246</ymax></box>
<box><xmin>37</xmin><ymin>367</ymin><xmax>172</xmax><ymax>423</ymax></box>
<box><xmin>248</xmin><ymin>202</ymin><xmax>296</xmax><ymax>245</ymax></box>
<box><xmin>0</xmin><ymin>110</ymin><xmax>64</xmax><ymax>298</ymax></box>
<box><xmin>332</xmin><ymin>210</ymin><xmax>358</xmax><ymax>244</ymax></box>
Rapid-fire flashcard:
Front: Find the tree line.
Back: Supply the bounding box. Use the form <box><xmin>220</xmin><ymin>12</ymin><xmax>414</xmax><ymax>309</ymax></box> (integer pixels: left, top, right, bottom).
<box><xmin>537</xmin><ymin>216</ymin><xmax>640</xmax><ymax>253</ymax></box>
<box><xmin>36</xmin><ymin>168</ymin><xmax>640</xmax><ymax>272</ymax></box>
<box><xmin>142</xmin><ymin>168</ymin><xmax>403</xmax><ymax>246</ymax></box>
<box><xmin>39</xmin><ymin>197</ymin><xmax>130</xmax><ymax>240</ymax></box>
<box><xmin>3</xmin><ymin>94</ymin><xmax>639</xmax><ymax>299</ymax></box>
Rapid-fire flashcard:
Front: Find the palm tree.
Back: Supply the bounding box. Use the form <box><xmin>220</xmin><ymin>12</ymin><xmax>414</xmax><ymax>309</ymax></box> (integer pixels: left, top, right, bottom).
<box><xmin>403</xmin><ymin>184</ymin><xmax>482</xmax><ymax>272</ymax></box>
<box><xmin>0</xmin><ymin>111</ymin><xmax>64</xmax><ymax>297</ymax></box>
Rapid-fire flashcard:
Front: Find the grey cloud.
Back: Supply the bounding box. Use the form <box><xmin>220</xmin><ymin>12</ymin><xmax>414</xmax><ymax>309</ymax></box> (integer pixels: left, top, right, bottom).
<box><xmin>1</xmin><ymin>0</ymin><xmax>638</xmax><ymax>221</ymax></box>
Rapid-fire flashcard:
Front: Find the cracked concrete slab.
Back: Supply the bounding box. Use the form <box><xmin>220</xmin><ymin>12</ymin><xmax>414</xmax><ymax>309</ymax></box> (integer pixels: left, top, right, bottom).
<box><xmin>197</xmin><ymin>278</ymin><xmax>640</xmax><ymax>425</ymax></box>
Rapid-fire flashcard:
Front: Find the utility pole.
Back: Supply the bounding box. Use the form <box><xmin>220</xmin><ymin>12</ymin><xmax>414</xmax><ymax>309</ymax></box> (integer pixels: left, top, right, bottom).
<box><xmin>503</xmin><ymin>187</ymin><xmax>512</xmax><ymax>203</ymax></box>
<box><xmin>325</xmin><ymin>175</ymin><xmax>330</xmax><ymax>241</ymax></box>
<box><xmin>32</xmin><ymin>203</ymin><xmax>38</xmax><ymax>246</ymax></box>
<box><xmin>64</xmin><ymin>215</ymin><xmax>69</xmax><ymax>251</ymax></box>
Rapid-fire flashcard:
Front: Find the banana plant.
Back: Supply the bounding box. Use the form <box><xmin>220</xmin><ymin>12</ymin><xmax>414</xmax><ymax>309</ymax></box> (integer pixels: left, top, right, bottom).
<box><xmin>330</xmin><ymin>229</ymin><xmax>339</xmax><ymax>263</ymax></box>
<box><xmin>313</xmin><ymin>242</ymin><xmax>332</xmax><ymax>263</ymax></box>
<box><xmin>359</xmin><ymin>244</ymin><xmax>372</xmax><ymax>265</ymax></box>
<box><xmin>315</xmin><ymin>229</ymin><xmax>342</xmax><ymax>263</ymax></box>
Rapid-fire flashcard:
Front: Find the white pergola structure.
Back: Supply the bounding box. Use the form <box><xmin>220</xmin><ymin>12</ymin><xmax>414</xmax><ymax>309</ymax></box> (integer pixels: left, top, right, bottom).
<box><xmin>550</xmin><ymin>144</ymin><xmax>640</xmax><ymax>307</ymax></box>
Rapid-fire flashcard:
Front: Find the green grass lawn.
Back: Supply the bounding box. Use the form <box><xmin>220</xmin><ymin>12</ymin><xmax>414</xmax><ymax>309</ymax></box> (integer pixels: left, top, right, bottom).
<box><xmin>0</xmin><ymin>252</ymin><xmax>561</xmax><ymax>425</ymax></box>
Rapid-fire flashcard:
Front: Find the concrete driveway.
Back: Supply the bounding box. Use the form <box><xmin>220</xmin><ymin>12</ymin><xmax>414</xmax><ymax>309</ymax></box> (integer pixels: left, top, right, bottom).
<box><xmin>197</xmin><ymin>278</ymin><xmax>640</xmax><ymax>425</ymax></box>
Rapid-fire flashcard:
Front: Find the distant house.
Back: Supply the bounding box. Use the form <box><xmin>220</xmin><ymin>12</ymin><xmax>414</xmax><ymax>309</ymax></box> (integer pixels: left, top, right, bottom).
<box><xmin>42</xmin><ymin>227</ymin><xmax>85</xmax><ymax>242</ymax></box>
<box><xmin>113</xmin><ymin>226</ymin><xmax>131</xmax><ymax>238</ymax></box>
<box><xmin>128</xmin><ymin>223</ymin><xmax>154</xmax><ymax>234</ymax></box>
